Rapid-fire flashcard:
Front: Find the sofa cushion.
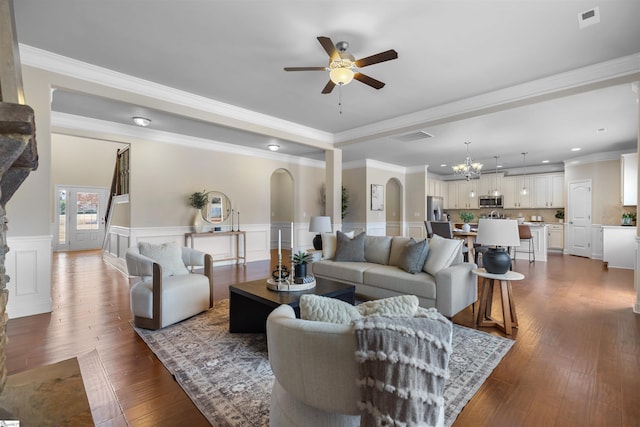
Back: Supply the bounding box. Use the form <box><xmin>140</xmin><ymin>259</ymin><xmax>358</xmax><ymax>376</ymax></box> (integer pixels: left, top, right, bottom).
<box><xmin>423</xmin><ymin>235</ymin><xmax>463</xmax><ymax>275</ymax></box>
<box><xmin>312</xmin><ymin>260</ymin><xmax>371</xmax><ymax>284</ymax></box>
<box><xmin>398</xmin><ymin>238</ymin><xmax>430</xmax><ymax>274</ymax></box>
<box><xmin>364</xmin><ymin>235</ymin><xmax>392</xmax><ymax>265</ymax></box>
<box><xmin>334</xmin><ymin>231</ymin><xmax>366</xmax><ymax>262</ymax></box>
<box><xmin>138</xmin><ymin>241</ymin><xmax>188</xmax><ymax>277</ymax></box>
<box><xmin>388</xmin><ymin>236</ymin><xmax>413</xmax><ymax>267</ymax></box>
<box><xmin>321</xmin><ymin>230</ymin><xmax>354</xmax><ymax>260</ymax></box>
<box><xmin>356</xmin><ymin>294</ymin><xmax>419</xmax><ymax>317</ymax></box>
<box><xmin>362</xmin><ymin>265</ymin><xmax>437</xmax><ymax>300</ymax></box>
<box><xmin>300</xmin><ymin>294</ymin><xmax>362</xmax><ymax>324</ymax></box>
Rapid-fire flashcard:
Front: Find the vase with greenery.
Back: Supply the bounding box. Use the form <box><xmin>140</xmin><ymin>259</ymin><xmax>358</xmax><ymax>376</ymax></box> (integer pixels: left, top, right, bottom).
<box><xmin>555</xmin><ymin>209</ymin><xmax>564</xmax><ymax>222</ymax></box>
<box><xmin>188</xmin><ymin>190</ymin><xmax>208</xmax><ymax>232</ymax></box>
<box><xmin>622</xmin><ymin>212</ymin><xmax>636</xmax><ymax>226</ymax></box>
<box><xmin>460</xmin><ymin>211</ymin><xmax>475</xmax><ymax>223</ymax></box>
<box><xmin>341</xmin><ymin>186</ymin><xmax>349</xmax><ymax>219</ymax></box>
<box><xmin>293</xmin><ymin>251</ymin><xmax>312</xmax><ymax>279</ymax></box>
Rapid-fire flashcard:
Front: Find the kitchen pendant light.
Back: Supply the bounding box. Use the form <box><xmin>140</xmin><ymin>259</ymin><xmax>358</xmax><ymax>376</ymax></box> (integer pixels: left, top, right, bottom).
<box><xmin>521</xmin><ymin>152</ymin><xmax>528</xmax><ymax>196</ymax></box>
<box><xmin>492</xmin><ymin>156</ymin><xmax>501</xmax><ymax>197</ymax></box>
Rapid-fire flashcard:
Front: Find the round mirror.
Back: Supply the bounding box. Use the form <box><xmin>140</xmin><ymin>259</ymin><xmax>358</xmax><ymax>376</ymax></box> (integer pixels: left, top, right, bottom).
<box><xmin>201</xmin><ymin>191</ymin><xmax>232</xmax><ymax>224</ymax></box>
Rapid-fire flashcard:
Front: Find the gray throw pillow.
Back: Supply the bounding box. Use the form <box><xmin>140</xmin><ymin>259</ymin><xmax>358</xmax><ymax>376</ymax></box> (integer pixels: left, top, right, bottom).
<box><xmin>334</xmin><ymin>231</ymin><xmax>366</xmax><ymax>262</ymax></box>
<box><xmin>398</xmin><ymin>238</ymin><xmax>430</xmax><ymax>274</ymax></box>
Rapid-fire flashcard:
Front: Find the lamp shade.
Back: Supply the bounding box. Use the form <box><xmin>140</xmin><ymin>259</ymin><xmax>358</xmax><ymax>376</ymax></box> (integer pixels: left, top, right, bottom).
<box><xmin>329</xmin><ymin>67</ymin><xmax>354</xmax><ymax>85</ymax></box>
<box><xmin>309</xmin><ymin>216</ymin><xmax>332</xmax><ymax>233</ymax></box>
<box><xmin>475</xmin><ymin>219</ymin><xmax>520</xmax><ymax>247</ymax></box>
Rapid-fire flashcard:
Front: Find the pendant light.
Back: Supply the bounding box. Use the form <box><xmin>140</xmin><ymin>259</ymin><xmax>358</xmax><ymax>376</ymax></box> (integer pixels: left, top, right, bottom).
<box><xmin>521</xmin><ymin>152</ymin><xmax>528</xmax><ymax>196</ymax></box>
<box><xmin>492</xmin><ymin>156</ymin><xmax>501</xmax><ymax>197</ymax></box>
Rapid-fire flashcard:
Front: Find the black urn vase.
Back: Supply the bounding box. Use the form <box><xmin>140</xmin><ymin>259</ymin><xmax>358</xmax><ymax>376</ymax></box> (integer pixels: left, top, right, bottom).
<box><xmin>483</xmin><ymin>247</ymin><xmax>511</xmax><ymax>274</ymax></box>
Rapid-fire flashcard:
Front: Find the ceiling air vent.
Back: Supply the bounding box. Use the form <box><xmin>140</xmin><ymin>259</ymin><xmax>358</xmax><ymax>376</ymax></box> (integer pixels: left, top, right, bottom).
<box><xmin>578</xmin><ymin>7</ymin><xmax>600</xmax><ymax>29</ymax></box>
<box><xmin>394</xmin><ymin>131</ymin><xmax>434</xmax><ymax>142</ymax></box>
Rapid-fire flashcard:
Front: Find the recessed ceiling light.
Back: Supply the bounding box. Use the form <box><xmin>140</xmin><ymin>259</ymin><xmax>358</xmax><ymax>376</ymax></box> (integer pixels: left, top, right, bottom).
<box><xmin>596</xmin><ymin>127</ymin><xmax>607</xmax><ymax>133</ymax></box>
<box><xmin>132</xmin><ymin>116</ymin><xmax>151</xmax><ymax>127</ymax></box>
<box><xmin>571</xmin><ymin>147</ymin><xmax>581</xmax><ymax>152</ymax></box>
<box><xmin>497</xmin><ymin>165</ymin><xmax>503</xmax><ymax>168</ymax></box>
<box><xmin>440</xmin><ymin>164</ymin><xmax>447</xmax><ymax>167</ymax></box>
<box><xmin>542</xmin><ymin>160</ymin><xmax>550</xmax><ymax>164</ymax></box>
<box><xmin>268</xmin><ymin>144</ymin><xmax>280</xmax><ymax>152</ymax></box>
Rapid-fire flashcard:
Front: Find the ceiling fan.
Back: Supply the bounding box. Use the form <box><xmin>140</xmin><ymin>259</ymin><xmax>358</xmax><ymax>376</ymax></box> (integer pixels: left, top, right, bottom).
<box><xmin>284</xmin><ymin>36</ymin><xmax>398</xmax><ymax>94</ymax></box>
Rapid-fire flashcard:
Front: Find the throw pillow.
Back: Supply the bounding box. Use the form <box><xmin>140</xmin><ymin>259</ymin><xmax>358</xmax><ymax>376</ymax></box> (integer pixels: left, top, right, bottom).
<box><xmin>398</xmin><ymin>238</ymin><xmax>430</xmax><ymax>274</ymax></box>
<box><xmin>321</xmin><ymin>230</ymin><xmax>354</xmax><ymax>260</ymax></box>
<box><xmin>423</xmin><ymin>234</ymin><xmax>463</xmax><ymax>275</ymax></box>
<box><xmin>300</xmin><ymin>294</ymin><xmax>362</xmax><ymax>324</ymax></box>
<box><xmin>333</xmin><ymin>231</ymin><xmax>366</xmax><ymax>262</ymax></box>
<box><xmin>364</xmin><ymin>235</ymin><xmax>392</xmax><ymax>265</ymax></box>
<box><xmin>388</xmin><ymin>236</ymin><xmax>413</xmax><ymax>267</ymax></box>
<box><xmin>138</xmin><ymin>241</ymin><xmax>189</xmax><ymax>277</ymax></box>
<box><xmin>356</xmin><ymin>295</ymin><xmax>420</xmax><ymax>317</ymax></box>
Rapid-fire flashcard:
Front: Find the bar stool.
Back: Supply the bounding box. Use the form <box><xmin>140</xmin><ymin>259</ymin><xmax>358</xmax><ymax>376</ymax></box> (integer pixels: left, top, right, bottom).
<box><xmin>515</xmin><ymin>224</ymin><xmax>535</xmax><ymax>263</ymax></box>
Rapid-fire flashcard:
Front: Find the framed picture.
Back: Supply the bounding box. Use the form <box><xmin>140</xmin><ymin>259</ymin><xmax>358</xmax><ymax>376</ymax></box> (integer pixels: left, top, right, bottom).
<box><xmin>371</xmin><ymin>184</ymin><xmax>384</xmax><ymax>211</ymax></box>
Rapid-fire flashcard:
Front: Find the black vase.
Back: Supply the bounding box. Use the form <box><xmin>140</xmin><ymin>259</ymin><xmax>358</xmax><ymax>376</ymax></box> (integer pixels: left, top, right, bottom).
<box><xmin>294</xmin><ymin>264</ymin><xmax>307</xmax><ymax>279</ymax></box>
<box><xmin>483</xmin><ymin>247</ymin><xmax>511</xmax><ymax>274</ymax></box>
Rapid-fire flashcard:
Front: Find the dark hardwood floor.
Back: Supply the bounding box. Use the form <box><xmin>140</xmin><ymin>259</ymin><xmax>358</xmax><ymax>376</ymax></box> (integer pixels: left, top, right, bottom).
<box><xmin>5</xmin><ymin>250</ymin><xmax>640</xmax><ymax>426</ymax></box>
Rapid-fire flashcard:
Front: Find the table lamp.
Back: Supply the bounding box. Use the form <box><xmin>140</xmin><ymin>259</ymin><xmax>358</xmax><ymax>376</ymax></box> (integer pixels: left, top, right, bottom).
<box><xmin>475</xmin><ymin>218</ymin><xmax>521</xmax><ymax>274</ymax></box>
<box><xmin>309</xmin><ymin>216</ymin><xmax>332</xmax><ymax>250</ymax></box>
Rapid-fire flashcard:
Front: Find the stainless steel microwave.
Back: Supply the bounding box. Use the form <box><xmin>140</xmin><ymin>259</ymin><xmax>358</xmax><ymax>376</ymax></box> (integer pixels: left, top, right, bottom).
<box><xmin>479</xmin><ymin>196</ymin><xmax>503</xmax><ymax>208</ymax></box>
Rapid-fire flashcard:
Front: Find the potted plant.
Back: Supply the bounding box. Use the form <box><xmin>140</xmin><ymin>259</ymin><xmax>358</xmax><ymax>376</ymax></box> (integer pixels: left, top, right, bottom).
<box><xmin>293</xmin><ymin>251</ymin><xmax>312</xmax><ymax>279</ymax></box>
<box><xmin>459</xmin><ymin>211</ymin><xmax>474</xmax><ymax>231</ymax></box>
<box><xmin>188</xmin><ymin>190</ymin><xmax>208</xmax><ymax>232</ymax></box>
<box><xmin>622</xmin><ymin>212</ymin><xmax>636</xmax><ymax>226</ymax></box>
<box><xmin>555</xmin><ymin>210</ymin><xmax>564</xmax><ymax>223</ymax></box>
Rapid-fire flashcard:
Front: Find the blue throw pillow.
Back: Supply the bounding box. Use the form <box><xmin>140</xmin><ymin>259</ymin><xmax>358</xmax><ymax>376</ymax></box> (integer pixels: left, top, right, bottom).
<box><xmin>399</xmin><ymin>238</ymin><xmax>430</xmax><ymax>274</ymax></box>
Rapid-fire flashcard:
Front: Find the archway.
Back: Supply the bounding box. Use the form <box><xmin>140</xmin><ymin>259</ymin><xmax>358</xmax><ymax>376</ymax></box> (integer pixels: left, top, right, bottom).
<box><xmin>270</xmin><ymin>169</ymin><xmax>294</xmax><ymax>257</ymax></box>
<box><xmin>385</xmin><ymin>178</ymin><xmax>403</xmax><ymax>236</ymax></box>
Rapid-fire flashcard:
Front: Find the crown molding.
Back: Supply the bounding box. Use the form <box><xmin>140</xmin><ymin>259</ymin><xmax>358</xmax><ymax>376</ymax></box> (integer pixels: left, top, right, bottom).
<box><xmin>51</xmin><ymin>112</ymin><xmax>325</xmax><ymax>169</ymax></box>
<box><xmin>564</xmin><ymin>149</ymin><xmax>634</xmax><ymax>166</ymax></box>
<box><xmin>334</xmin><ymin>53</ymin><xmax>640</xmax><ymax>145</ymax></box>
<box><xmin>20</xmin><ymin>44</ymin><xmax>334</xmax><ymax>145</ymax></box>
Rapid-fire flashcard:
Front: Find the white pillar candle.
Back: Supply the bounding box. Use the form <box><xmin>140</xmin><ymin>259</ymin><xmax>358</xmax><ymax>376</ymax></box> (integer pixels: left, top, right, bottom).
<box><xmin>278</xmin><ymin>229</ymin><xmax>282</xmax><ymax>256</ymax></box>
<box><xmin>291</xmin><ymin>222</ymin><xmax>294</xmax><ymax>251</ymax></box>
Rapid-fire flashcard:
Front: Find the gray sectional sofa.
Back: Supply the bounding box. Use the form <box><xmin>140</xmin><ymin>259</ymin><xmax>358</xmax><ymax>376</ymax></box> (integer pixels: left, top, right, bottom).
<box><xmin>311</xmin><ymin>233</ymin><xmax>478</xmax><ymax>317</ymax></box>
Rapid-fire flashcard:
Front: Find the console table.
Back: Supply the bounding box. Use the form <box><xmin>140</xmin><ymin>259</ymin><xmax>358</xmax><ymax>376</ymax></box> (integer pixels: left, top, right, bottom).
<box><xmin>185</xmin><ymin>231</ymin><xmax>246</xmax><ymax>266</ymax></box>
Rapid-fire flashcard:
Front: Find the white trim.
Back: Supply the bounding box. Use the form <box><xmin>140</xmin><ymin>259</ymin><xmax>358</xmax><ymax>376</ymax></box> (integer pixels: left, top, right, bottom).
<box><xmin>635</xmin><ymin>237</ymin><xmax>640</xmax><ymax>314</ymax></box>
<box><xmin>20</xmin><ymin>44</ymin><xmax>334</xmax><ymax>145</ymax></box>
<box><xmin>52</xmin><ymin>112</ymin><xmax>326</xmax><ymax>169</ymax></box>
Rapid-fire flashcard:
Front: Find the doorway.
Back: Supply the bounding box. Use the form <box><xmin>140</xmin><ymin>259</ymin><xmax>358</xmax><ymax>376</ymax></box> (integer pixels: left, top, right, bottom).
<box><xmin>270</xmin><ymin>169</ymin><xmax>294</xmax><ymax>253</ymax></box>
<box><xmin>567</xmin><ymin>179</ymin><xmax>592</xmax><ymax>257</ymax></box>
<box><xmin>55</xmin><ymin>185</ymin><xmax>109</xmax><ymax>251</ymax></box>
<box><xmin>385</xmin><ymin>178</ymin><xmax>402</xmax><ymax>236</ymax></box>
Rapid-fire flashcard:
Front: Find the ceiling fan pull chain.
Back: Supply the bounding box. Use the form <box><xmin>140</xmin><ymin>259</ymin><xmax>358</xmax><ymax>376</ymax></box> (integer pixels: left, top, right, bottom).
<box><xmin>338</xmin><ymin>84</ymin><xmax>343</xmax><ymax>114</ymax></box>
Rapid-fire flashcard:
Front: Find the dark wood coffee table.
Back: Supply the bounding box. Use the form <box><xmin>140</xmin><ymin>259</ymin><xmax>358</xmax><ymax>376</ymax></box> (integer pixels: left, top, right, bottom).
<box><xmin>229</xmin><ymin>277</ymin><xmax>355</xmax><ymax>333</ymax></box>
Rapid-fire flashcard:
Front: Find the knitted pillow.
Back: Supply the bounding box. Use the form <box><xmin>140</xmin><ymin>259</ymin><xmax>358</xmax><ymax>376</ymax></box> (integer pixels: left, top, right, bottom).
<box><xmin>138</xmin><ymin>241</ymin><xmax>188</xmax><ymax>277</ymax></box>
<box><xmin>356</xmin><ymin>295</ymin><xmax>420</xmax><ymax>317</ymax></box>
<box><xmin>300</xmin><ymin>294</ymin><xmax>362</xmax><ymax>324</ymax></box>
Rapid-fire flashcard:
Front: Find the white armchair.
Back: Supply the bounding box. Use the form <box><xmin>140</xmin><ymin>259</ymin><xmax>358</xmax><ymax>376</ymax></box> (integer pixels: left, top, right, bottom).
<box><xmin>126</xmin><ymin>244</ymin><xmax>214</xmax><ymax>329</ymax></box>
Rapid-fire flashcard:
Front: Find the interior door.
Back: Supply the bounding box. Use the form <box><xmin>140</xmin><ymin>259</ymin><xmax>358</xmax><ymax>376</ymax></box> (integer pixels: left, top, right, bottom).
<box><xmin>567</xmin><ymin>180</ymin><xmax>592</xmax><ymax>257</ymax></box>
<box><xmin>56</xmin><ymin>186</ymin><xmax>109</xmax><ymax>251</ymax></box>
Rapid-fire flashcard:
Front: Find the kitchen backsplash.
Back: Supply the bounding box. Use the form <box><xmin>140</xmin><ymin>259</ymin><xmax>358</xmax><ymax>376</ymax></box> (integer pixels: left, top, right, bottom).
<box><xmin>446</xmin><ymin>208</ymin><xmax>564</xmax><ymax>223</ymax></box>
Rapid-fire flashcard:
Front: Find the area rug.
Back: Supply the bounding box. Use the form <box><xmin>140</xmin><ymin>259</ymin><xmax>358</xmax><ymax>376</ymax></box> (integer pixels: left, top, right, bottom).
<box><xmin>134</xmin><ymin>300</ymin><xmax>514</xmax><ymax>426</ymax></box>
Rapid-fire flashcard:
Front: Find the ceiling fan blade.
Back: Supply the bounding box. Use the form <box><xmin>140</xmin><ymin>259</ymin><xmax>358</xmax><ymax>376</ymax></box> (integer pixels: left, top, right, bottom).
<box><xmin>353</xmin><ymin>73</ymin><xmax>385</xmax><ymax>89</ymax></box>
<box><xmin>284</xmin><ymin>67</ymin><xmax>327</xmax><ymax>71</ymax></box>
<box><xmin>321</xmin><ymin>80</ymin><xmax>336</xmax><ymax>94</ymax></box>
<box><xmin>355</xmin><ymin>49</ymin><xmax>398</xmax><ymax>68</ymax></box>
<box><xmin>317</xmin><ymin>36</ymin><xmax>339</xmax><ymax>62</ymax></box>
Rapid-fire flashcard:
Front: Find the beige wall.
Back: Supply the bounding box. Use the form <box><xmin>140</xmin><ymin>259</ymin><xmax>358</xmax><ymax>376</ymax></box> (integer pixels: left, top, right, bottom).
<box><xmin>365</xmin><ymin>164</ymin><xmax>406</xmax><ymax>223</ymax></box>
<box><xmin>405</xmin><ymin>170</ymin><xmax>427</xmax><ymax>220</ymax></box>
<box><xmin>565</xmin><ymin>159</ymin><xmax>633</xmax><ymax>225</ymax></box>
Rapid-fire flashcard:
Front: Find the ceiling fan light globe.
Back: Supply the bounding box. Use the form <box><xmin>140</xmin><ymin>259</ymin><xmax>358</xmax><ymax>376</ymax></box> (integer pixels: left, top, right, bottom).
<box><xmin>329</xmin><ymin>67</ymin><xmax>354</xmax><ymax>85</ymax></box>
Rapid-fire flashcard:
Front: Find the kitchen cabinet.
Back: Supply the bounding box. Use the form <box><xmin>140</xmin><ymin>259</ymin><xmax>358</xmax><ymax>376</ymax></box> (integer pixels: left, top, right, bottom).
<box><xmin>532</xmin><ymin>173</ymin><xmax>564</xmax><ymax>208</ymax></box>
<box><xmin>446</xmin><ymin>181</ymin><xmax>478</xmax><ymax>209</ymax></box>
<box><xmin>548</xmin><ymin>223</ymin><xmax>564</xmax><ymax>250</ymax></box>
<box><xmin>428</xmin><ymin>177</ymin><xmax>445</xmax><ymax>198</ymax></box>
<box><xmin>602</xmin><ymin>225</ymin><xmax>635</xmax><ymax>269</ymax></box>
<box><xmin>621</xmin><ymin>152</ymin><xmax>637</xmax><ymax>206</ymax></box>
<box><xmin>512</xmin><ymin>223</ymin><xmax>548</xmax><ymax>262</ymax></box>
<box><xmin>479</xmin><ymin>173</ymin><xmax>504</xmax><ymax>196</ymax></box>
<box><xmin>502</xmin><ymin>175</ymin><xmax>532</xmax><ymax>209</ymax></box>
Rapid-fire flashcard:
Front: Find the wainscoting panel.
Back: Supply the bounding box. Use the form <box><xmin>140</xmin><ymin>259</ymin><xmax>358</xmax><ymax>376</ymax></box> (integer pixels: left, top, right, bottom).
<box><xmin>407</xmin><ymin>222</ymin><xmax>427</xmax><ymax>240</ymax></box>
<box><xmin>5</xmin><ymin>235</ymin><xmax>53</xmax><ymax>318</ymax></box>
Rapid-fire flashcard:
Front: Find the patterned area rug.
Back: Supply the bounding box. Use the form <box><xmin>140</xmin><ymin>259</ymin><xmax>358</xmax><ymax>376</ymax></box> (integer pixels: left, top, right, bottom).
<box><xmin>134</xmin><ymin>299</ymin><xmax>514</xmax><ymax>427</ymax></box>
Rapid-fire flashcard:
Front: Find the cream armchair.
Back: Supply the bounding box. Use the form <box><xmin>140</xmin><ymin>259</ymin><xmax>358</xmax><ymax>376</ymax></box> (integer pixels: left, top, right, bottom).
<box><xmin>126</xmin><ymin>245</ymin><xmax>214</xmax><ymax>329</ymax></box>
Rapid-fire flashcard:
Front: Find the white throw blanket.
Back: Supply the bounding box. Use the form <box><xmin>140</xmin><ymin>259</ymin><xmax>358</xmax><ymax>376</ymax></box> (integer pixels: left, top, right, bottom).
<box><xmin>353</xmin><ymin>310</ymin><xmax>452</xmax><ymax>427</ymax></box>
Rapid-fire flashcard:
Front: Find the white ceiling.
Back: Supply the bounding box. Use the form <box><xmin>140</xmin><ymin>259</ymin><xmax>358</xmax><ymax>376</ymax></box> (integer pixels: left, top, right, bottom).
<box><xmin>12</xmin><ymin>1</ymin><xmax>640</xmax><ymax>174</ymax></box>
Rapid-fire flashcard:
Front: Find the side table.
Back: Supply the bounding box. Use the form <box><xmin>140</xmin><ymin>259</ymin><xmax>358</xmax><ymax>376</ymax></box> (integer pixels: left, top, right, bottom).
<box><xmin>473</xmin><ymin>268</ymin><xmax>524</xmax><ymax>336</ymax></box>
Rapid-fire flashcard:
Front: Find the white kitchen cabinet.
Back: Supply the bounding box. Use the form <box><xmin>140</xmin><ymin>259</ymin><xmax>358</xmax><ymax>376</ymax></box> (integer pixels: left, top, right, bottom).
<box><xmin>548</xmin><ymin>224</ymin><xmax>564</xmax><ymax>250</ymax></box>
<box><xmin>602</xmin><ymin>225</ymin><xmax>636</xmax><ymax>269</ymax></box>
<box><xmin>503</xmin><ymin>176</ymin><xmax>532</xmax><ymax>209</ymax></box>
<box><xmin>621</xmin><ymin>152</ymin><xmax>637</xmax><ymax>206</ymax></box>
<box><xmin>479</xmin><ymin>173</ymin><xmax>503</xmax><ymax>196</ymax></box>
<box><xmin>512</xmin><ymin>223</ymin><xmax>548</xmax><ymax>262</ymax></box>
<box><xmin>446</xmin><ymin>181</ymin><xmax>458</xmax><ymax>209</ymax></box>
<box><xmin>532</xmin><ymin>173</ymin><xmax>564</xmax><ymax>208</ymax></box>
<box><xmin>446</xmin><ymin>181</ymin><xmax>478</xmax><ymax>209</ymax></box>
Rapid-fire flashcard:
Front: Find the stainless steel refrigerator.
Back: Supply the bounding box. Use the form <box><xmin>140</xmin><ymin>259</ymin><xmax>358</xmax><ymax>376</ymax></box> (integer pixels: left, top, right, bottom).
<box><xmin>426</xmin><ymin>196</ymin><xmax>444</xmax><ymax>221</ymax></box>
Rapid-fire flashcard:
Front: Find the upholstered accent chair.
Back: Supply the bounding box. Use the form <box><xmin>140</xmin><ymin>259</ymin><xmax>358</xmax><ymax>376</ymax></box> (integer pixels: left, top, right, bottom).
<box><xmin>125</xmin><ymin>244</ymin><xmax>214</xmax><ymax>329</ymax></box>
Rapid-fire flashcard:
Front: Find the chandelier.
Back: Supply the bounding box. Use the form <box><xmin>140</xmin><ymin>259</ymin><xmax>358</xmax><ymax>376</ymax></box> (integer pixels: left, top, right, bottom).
<box><xmin>452</xmin><ymin>142</ymin><xmax>483</xmax><ymax>180</ymax></box>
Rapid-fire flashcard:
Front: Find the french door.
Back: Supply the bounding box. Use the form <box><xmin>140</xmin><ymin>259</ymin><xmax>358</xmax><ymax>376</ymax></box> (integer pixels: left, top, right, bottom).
<box><xmin>55</xmin><ymin>185</ymin><xmax>109</xmax><ymax>251</ymax></box>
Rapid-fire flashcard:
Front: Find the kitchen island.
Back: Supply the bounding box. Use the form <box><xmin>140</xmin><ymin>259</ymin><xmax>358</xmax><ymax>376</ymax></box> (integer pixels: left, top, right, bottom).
<box><xmin>512</xmin><ymin>222</ymin><xmax>548</xmax><ymax>263</ymax></box>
